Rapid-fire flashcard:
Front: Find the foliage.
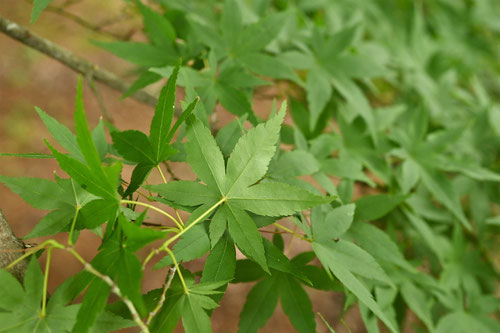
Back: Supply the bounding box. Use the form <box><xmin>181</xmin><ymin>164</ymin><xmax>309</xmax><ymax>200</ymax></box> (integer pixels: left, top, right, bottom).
<box><xmin>1</xmin><ymin>0</ymin><xmax>499</xmax><ymax>332</ymax></box>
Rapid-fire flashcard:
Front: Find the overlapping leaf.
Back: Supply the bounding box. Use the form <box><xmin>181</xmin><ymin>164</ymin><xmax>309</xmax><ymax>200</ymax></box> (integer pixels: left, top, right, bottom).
<box><xmin>150</xmin><ymin>103</ymin><xmax>332</xmax><ymax>271</ymax></box>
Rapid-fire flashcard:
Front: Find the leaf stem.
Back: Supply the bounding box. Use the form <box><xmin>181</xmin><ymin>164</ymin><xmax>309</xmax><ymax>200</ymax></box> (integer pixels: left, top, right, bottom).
<box><xmin>284</xmin><ymin>224</ymin><xmax>298</xmax><ymax>255</ymax></box>
<box><xmin>142</xmin><ymin>197</ymin><xmax>226</xmax><ymax>268</ymax></box>
<box><xmin>121</xmin><ymin>200</ymin><xmax>183</xmax><ymax>230</ymax></box>
<box><xmin>273</xmin><ymin>222</ymin><xmax>311</xmax><ymax>242</ymax></box>
<box><xmin>67</xmin><ymin>206</ymin><xmax>81</xmax><ymax>246</ymax></box>
<box><xmin>40</xmin><ymin>247</ymin><xmax>54</xmax><ymax>318</ymax></box>
<box><xmin>165</xmin><ymin>248</ymin><xmax>188</xmax><ymax>294</ymax></box>
<box><xmin>157</xmin><ymin>164</ymin><xmax>184</xmax><ymax>227</ymax></box>
<box><xmin>5</xmin><ymin>240</ymin><xmax>63</xmax><ymax>270</ymax></box>
<box><xmin>163</xmin><ymin>197</ymin><xmax>227</xmax><ymax>248</ymax></box>
<box><xmin>156</xmin><ymin>165</ymin><xmax>167</xmax><ymax>184</ymax></box>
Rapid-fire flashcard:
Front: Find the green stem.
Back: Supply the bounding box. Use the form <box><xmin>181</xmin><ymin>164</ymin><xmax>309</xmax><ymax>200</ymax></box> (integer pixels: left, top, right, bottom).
<box><xmin>67</xmin><ymin>206</ymin><xmax>80</xmax><ymax>246</ymax></box>
<box><xmin>142</xmin><ymin>197</ymin><xmax>226</xmax><ymax>268</ymax></box>
<box><xmin>5</xmin><ymin>240</ymin><xmax>63</xmax><ymax>270</ymax></box>
<box><xmin>163</xmin><ymin>197</ymin><xmax>226</xmax><ymax>248</ymax></box>
<box><xmin>121</xmin><ymin>200</ymin><xmax>183</xmax><ymax>230</ymax></box>
<box><xmin>273</xmin><ymin>222</ymin><xmax>311</xmax><ymax>242</ymax></box>
<box><xmin>156</xmin><ymin>165</ymin><xmax>167</xmax><ymax>184</ymax></box>
<box><xmin>165</xmin><ymin>248</ymin><xmax>188</xmax><ymax>294</ymax></box>
<box><xmin>41</xmin><ymin>247</ymin><xmax>53</xmax><ymax>317</ymax></box>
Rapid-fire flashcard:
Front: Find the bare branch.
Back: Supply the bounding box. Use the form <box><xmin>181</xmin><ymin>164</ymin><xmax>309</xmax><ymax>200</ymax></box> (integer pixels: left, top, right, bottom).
<box><xmin>0</xmin><ymin>14</ymin><xmax>158</xmax><ymax>107</ymax></box>
<box><xmin>0</xmin><ymin>209</ymin><xmax>28</xmax><ymax>282</ymax></box>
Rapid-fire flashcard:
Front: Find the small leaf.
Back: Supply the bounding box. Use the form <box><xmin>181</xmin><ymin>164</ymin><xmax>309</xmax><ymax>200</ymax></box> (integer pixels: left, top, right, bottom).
<box><xmin>353</xmin><ymin>194</ymin><xmax>406</xmax><ymax>222</ymax></box>
<box><xmin>90</xmin><ymin>311</ymin><xmax>136</xmax><ymax>333</ymax></box>
<box><xmin>224</xmin><ymin>204</ymin><xmax>268</xmax><ymax>272</ymax></box>
<box><xmin>74</xmin><ymin>79</ymin><xmax>105</xmax><ymax>173</ymax></box>
<box><xmin>238</xmin><ymin>277</ymin><xmax>279</xmax><ymax>333</ymax></box>
<box><xmin>215</xmin><ymin>82</ymin><xmax>258</xmax><ymax>124</ymax></box>
<box><xmin>0</xmin><ymin>176</ymin><xmax>66</xmax><ymax>210</ymax></box>
<box><xmin>155</xmin><ymin>223</ymin><xmax>210</xmax><ymax>269</ymax></box>
<box><xmin>400</xmin><ymin>281</ymin><xmax>434</xmax><ymax>331</ymax></box>
<box><xmin>418</xmin><ymin>167</ymin><xmax>470</xmax><ymax>229</ymax></box>
<box><xmin>124</xmin><ymin>163</ymin><xmax>154</xmax><ymax>197</ymax></box>
<box><xmin>31</xmin><ymin>0</ymin><xmax>54</xmax><ymax>23</ymax></box>
<box><xmin>36</xmin><ymin>107</ymin><xmax>83</xmax><ymax>160</ymax></box>
<box><xmin>263</xmin><ymin>239</ymin><xmax>310</xmax><ymax>284</ymax></box>
<box><xmin>224</xmin><ymin>104</ymin><xmax>286</xmax><ymax>194</ymax></box>
<box><xmin>92</xmin><ymin>41</ymin><xmax>176</xmax><ymax>67</ymax></box>
<box><xmin>312</xmin><ymin>203</ymin><xmax>355</xmax><ymax>240</ymax></box>
<box><xmin>306</xmin><ymin>67</ymin><xmax>332</xmax><ymax>128</ymax></box>
<box><xmin>229</xmin><ymin>182</ymin><xmax>333</xmax><ymax>217</ymax></box>
<box><xmin>315</xmin><ymin>239</ymin><xmax>393</xmax><ymax>286</ymax></box>
<box><xmin>201</xmin><ymin>233</ymin><xmax>236</xmax><ymax>283</ymax></box>
<box><xmin>313</xmin><ymin>241</ymin><xmax>397</xmax><ymax>333</ymax></box>
<box><xmin>349</xmin><ymin>223</ymin><xmax>415</xmax><ymax>272</ymax></box>
<box><xmin>208</xmin><ymin>208</ymin><xmax>227</xmax><ymax>248</ymax></box>
<box><xmin>186</xmin><ymin>116</ymin><xmax>226</xmax><ymax>194</ymax></box>
<box><xmin>165</xmin><ymin>97</ymin><xmax>199</xmax><ymax>143</ymax></box>
<box><xmin>279</xmin><ymin>276</ymin><xmax>316</xmax><ymax>333</ymax></box>
<box><xmin>135</xmin><ymin>0</ymin><xmax>176</xmax><ymax>46</ymax></box>
<box><xmin>148</xmin><ymin>181</ymin><xmax>218</xmax><ymax>206</ymax></box>
<box><xmin>215</xmin><ymin>115</ymin><xmax>248</xmax><ymax>157</ymax></box>
<box><xmin>47</xmin><ymin>143</ymin><xmax>117</xmax><ymax>201</ymax></box>
<box><xmin>78</xmin><ymin>199</ymin><xmax>118</xmax><ymax>229</ymax></box>
<box><xmin>92</xmin><ymin>119</ymin><xmax>109</xmax><ymax>161</ymax></box>
<box><xmin>0</xmin><ymin>269</ymin><xmax>24</xmax><ymax>309</ymax></box>
<box><xmin>116</xmin><ymin>251</ymin><xmax>145</xmax><ymax>315</ymax></box>
<box><xmin>119</xmin><ymin>214</ymin><xmax>165</xmax><ymax>251</ymax></box>
<box><xmin>25</xmin><ymin>207</ymin><xmax>74</xmax><ymax>238</ymax></box>
<box><xmin>74</xmin><ymin>279</ymin><xmax>111</xmax><ymax>333</ymax></box>
<box><xmin>122</xmin><ymin>71</ymin><xmax>162</xmax><ymax>99</ymax></box>
<box><xmin>269</xmin><ymin>150</ymin><xmax>321</xmax><ymax>178</ymax></box>
<box><xmin>181</xmin><ymin>294</ymin><xmax>212</xmax><ymax>333</ymax></box>
<box><xmin>111</xmin><ymin>130</ymin><xmax>156</xmax><ymax>164</ymax></box>
<box><xmin>149</xmin><ymin>295</ymin><xmax>183</xmax><ymax>333</ymax></box>
<box><xmin>150</xmin><ymin>66</ymin><xmax>180</xmax><ymax>163</ymax></box>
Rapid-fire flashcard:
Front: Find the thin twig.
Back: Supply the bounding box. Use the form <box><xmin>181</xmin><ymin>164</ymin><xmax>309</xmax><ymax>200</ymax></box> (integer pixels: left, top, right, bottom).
<box><xmin>43</xmin><ymin>4</ymin><xmax>131</xmax><ymax>40</ymax></box>
<box><xmin>62</xmin><ymin>0</ymin><xmax>83</xmax><ymax>8</ymax></box>
<box><xmin>86</xmin><ymin>75</ymin><xmax>114</xmax><ymax>124</ymax></box>
<box><xmin>164</xmin><ymin>162</ymin><xmax>180</xmax><ymax>181</ymax></box>
<box><xmin>0</xmin><ymin>14</ymin><xmax>158</xmax><ymax>107</ymax></box>
<box><xmin>146</xmin><ymin>266</ymin><xmax>176</xmax><ymax>325</ymax></box>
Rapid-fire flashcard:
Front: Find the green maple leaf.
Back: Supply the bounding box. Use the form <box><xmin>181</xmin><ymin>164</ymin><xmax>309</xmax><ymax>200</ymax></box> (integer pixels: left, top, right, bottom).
<box><xmin>191</xmin><ymin>0</ymin><xmax>299</xmax><ymax>84</ymax></box>
<box><xmin>149</xmin><ymin>268</ymin><xmax>227</xmax><ymax>333</ymax></box>
<box><xmin>152</xmin><ymin>55</ymin><xmax>267</xmax><ymax>124</ymax></box>
<box><xmin>309</xmin><ymin>203</ymin><xmax>398</xmax><ymax>333</ymax></box>
<box><xmin>235</xmin><ymin>237</ymin><xmax>325</xmax><ymax>333</ymax></box>
<box><xmin>0</xmin><ymin>257</ymin><xmax>80</xmax><ymax>333</ymax></box>
<box><xmin>148</xmin><ymin>102</ymin><xmax>333</xmax><ymax>272</ymax></box>
<box><xmin>111</xmin><ymin>66</ymin><xmax>198</xmax><ymax>196</ymax></box>
<box><xmin>283</xmin><ymin>24</ymin><xmax>383</xmax><ymax>135</ymax></box>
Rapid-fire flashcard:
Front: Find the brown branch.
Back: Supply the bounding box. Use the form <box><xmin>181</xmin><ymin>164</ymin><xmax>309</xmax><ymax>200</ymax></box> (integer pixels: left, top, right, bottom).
<box><xmin>0</xmin><ymin>209</ymin><xmax>28</xmax><ymax>282</ymax></box>
<box><xmin>0</xmin><ymin>14</ymin><xmax>158</xmax><ymax>107</ymax></box>
<box><xmin>43</xmin><ymin>4</ymin><xmax>134</xmax><ymax>41</ymax></box>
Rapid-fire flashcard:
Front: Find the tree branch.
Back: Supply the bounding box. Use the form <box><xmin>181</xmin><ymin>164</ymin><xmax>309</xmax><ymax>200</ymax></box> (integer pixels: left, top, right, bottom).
<box><xmin>0</xmin><ymin>208</ymin><xmax>28</xmax><ymax>282</ymax></box>
<box><xmin>0</xmin><ymin>14</ymin><xmax>158</xmax><ymax>107</ymax></box>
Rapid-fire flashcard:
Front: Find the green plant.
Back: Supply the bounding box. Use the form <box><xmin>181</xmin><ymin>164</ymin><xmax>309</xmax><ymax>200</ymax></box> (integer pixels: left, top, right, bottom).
<box><xmin>0</xmin><ymin>0</ymin><xmax>499</xmax><ymax>332</ymax></box>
